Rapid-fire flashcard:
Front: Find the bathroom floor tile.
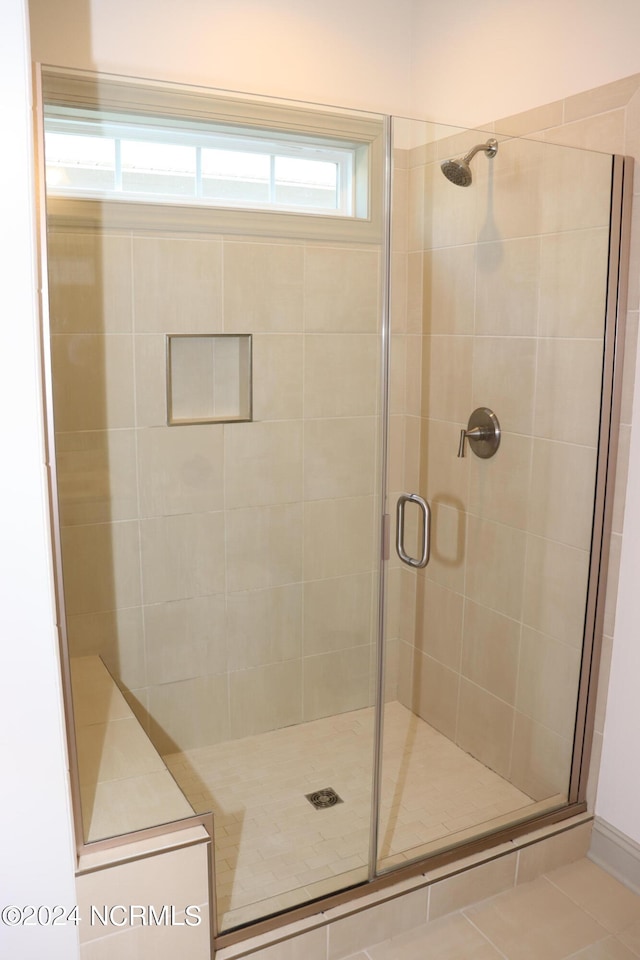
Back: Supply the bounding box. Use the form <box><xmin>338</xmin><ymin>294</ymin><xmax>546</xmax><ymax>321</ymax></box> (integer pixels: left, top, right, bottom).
<box><xmin>464</xmin><ymin>876</ymin><xmax>608</xmax><ymax>960</ymax></box>
<box><xmin>618</xmin><ymin>917</ymin><xmax>640</xmax><ymax>956</ymax></box>
<box><xmin>304</xmin><ymin>861</ymin><xmax>640</xmax><ymax>960</ymax></box>
<box><xmin>366</xmin><ymin>913</ymin><xmax>504</xmax><ymax>959</ymax></box>
<box><xmin>565</xmin><ymin>939</ymin><xmax>640</xmax><ymax>960</ymax></box>
<box><xmin>546</xmin><ymin>857</ymin><xmax>640</xmax><ymax>933</ymax></box>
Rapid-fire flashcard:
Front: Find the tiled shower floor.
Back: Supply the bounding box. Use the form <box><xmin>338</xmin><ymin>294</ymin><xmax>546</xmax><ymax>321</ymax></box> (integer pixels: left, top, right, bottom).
<box><xmin>164</xmin><ymin>701</ymin><xmax>534</xmax><ymax>930</ymax></box>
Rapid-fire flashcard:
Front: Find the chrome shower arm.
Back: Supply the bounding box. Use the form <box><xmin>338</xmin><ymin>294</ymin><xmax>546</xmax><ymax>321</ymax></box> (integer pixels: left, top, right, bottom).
<box><xmin>463</xmin><ymin>139</ymin><xmax>498</xmax><ymax>164</ymax></box>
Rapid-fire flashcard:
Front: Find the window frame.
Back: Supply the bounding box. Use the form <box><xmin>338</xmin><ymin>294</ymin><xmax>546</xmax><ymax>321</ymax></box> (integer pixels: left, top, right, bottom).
<box><xmin>40</xmin><ymin>67</ymin><xmax>386</xmax><ymax>244</ymax></box>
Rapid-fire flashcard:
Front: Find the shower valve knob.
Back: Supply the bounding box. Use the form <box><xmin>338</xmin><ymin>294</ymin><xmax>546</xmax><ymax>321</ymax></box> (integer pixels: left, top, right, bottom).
<box><xmin>458</xmin><ymin>408</ymin><xmax>501</xmax><ymax>459</ymax></box>
<box><xmin>458</xmin><ymin>425</ymin><xmax>490</xmax><ymax>457</ymax></box>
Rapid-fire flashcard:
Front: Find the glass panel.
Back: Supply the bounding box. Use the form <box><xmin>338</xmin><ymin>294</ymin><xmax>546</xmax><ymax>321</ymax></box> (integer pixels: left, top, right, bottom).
<box><xmin>42</xmin><ymin>68</ymin><xmax>385</xmax><ymax>933</ymax></box>
<box><xmin>201</xmin><ymin>148</ymin><xmax>270</xmax><ymax>202</ymax></box>
<box><xmin>121</xmin><ymin>139</ymin><xmax>196</xmax><ymax>196</ymax></box>
<box><xmin>45</xmin><ymin>130</ymin><xmax>115</xmax><ymax>191</ymax></box>
<box><xmin>378</xmin><ymin>116</ymin><xmax>614</xmax><ymax>873</ymax></box>
<box><xmin>274</xmin><ymin>155</ymin><xmax>338</xmax><ymax>209</ymax></box>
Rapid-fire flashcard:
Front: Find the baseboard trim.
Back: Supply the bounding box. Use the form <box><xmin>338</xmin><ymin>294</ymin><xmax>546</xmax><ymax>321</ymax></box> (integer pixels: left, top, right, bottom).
<box><xmin>589</xmin><ymin>816</ymin><xmax>640</xmax><ymax>894</ymax></box>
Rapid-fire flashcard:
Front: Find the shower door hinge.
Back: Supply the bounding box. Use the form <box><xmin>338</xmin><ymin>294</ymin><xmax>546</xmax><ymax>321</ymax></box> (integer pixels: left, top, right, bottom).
<box><xmin>382</xmin><ymin>513</ymin><xmax>390</xmax><ymax>561</ymax></box>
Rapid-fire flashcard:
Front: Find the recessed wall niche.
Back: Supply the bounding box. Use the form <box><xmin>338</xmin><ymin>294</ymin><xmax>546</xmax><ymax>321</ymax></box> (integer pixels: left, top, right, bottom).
<box><xmin>167</xmin><ymin>333</ymin><xmax>252</xmax><ymax>425</ymax></box>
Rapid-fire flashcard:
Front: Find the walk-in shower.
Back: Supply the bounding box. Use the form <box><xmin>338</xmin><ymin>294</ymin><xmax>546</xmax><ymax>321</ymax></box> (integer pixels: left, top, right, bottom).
<box><xmin>440</xmin><ymin>137</ymin><xmax>498</xmax><ymax>185</ymax></box>
<box><xmin>36</xmin><ymin>66</ymin><xmax>630</xmax><ymax>948</ymax></box>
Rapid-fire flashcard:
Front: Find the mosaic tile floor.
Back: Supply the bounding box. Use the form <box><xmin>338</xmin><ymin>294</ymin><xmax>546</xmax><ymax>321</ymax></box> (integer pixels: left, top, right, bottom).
<box><xmin>164</xmin><ymin>701</ymin><xmax>534</xmax><ymax>930</ymax></box>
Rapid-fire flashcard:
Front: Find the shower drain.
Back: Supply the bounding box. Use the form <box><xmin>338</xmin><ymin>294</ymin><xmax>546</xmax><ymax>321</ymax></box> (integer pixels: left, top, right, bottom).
<box><xmin>305</xmin><ymin>787</ymin><xmax>343</xmax><ymax>810</ymax></box>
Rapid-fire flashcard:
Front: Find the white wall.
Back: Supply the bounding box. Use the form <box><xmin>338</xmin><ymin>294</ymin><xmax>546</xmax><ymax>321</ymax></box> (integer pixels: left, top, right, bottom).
<box><xmin>28</xmin><ymin>0</ymin><xmax>413</xmax><ymax>116</ymax></box>
<box><xmin>34</xmin><ymin>0</ymin><xmax>640</xmax><ymax>124</ymax></box>
<box><xmin>0</xmin><ymin>1</ymin><xmax>79</xmax><ymax>958</ymax></box>
<box><xmin>409</xmin><ymin>0</ymin><xmax>640</xmax><ymax>125</ymax></box>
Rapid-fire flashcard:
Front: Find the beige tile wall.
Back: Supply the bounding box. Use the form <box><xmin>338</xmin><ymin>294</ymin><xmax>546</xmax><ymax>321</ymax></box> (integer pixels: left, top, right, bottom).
<box><xmin>390</xmin><ymin>115</ymin><xmax>618</xmax><ymax>800</ymax></box>
<box><xmin>48</xmin><ymin>225</ymin><xmax>383</xmax><ymax>760</ymax></box>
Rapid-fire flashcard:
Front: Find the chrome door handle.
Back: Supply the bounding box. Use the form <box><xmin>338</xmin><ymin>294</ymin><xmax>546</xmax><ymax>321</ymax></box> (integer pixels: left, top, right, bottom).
<box><xmin>396</xmin><ymin>493</ymin><xmax>431</xmax><ymax>568</ymax></box>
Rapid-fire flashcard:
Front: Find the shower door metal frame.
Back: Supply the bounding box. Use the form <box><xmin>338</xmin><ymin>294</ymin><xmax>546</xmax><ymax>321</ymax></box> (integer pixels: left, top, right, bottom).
<box><xmin>569</xmin><ymin>152</ymin><xmax>633</xmax><ymax>803</ymax></box>
<box><xmin>367</xmin><ymin>113</ymin><xmax>393</xmax><ymax>885</ymax></box>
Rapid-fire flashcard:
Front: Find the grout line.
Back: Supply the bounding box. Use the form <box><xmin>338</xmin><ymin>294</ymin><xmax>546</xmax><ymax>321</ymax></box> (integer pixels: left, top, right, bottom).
<box><xmin>219</xmin><ymin>240</ymin><xmax>233</xmax><ymax>757</ymax></box>
<box><xmin>513</xmin><ymin>846</ymin><xmax>522</xmax><ymax>886</ymax></box>
<box><xmin>542</xmin><ymin>870</ymin><xmax>627</xmax><ymax>935</ymax></box>
<box><xmin>129</xmin><ymin>231</ymin><xmax>150</xmax><ymax>731</ymax></box>
<box><xmin>301</xmin><ymin>241</ymin><xmax>308</xmax><ymax>726</ymax></box>
<box><xmin>462</xmin><ymin>911</ymin><xmax>511</xmax><ymax>959</ymax></box>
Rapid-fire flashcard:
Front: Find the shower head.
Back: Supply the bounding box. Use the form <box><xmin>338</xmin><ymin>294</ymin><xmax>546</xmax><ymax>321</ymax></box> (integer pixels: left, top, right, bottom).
<box><xmin>440</xmin><ymin>138</ymin><xmax>498</xmax><ymax>187</ymax></box>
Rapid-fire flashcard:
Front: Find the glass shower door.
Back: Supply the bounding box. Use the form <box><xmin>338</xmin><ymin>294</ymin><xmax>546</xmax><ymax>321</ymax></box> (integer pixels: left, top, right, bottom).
<box><xmin>378</xmin><ymin>116</ymin><xmax>618</xmax><ymax>871</ymax></box>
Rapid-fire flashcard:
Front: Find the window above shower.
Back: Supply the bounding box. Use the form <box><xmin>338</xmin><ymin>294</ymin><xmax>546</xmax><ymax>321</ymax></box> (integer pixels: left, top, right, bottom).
<box><xmin>44</xmin><ymin>114</ymin><xmax>359</xmax><ymax>215</ymax></box>
<box><xmin>40</xmin><ymin>68</ymin><xmax>385</xmax><ymax>242</ymax></box>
